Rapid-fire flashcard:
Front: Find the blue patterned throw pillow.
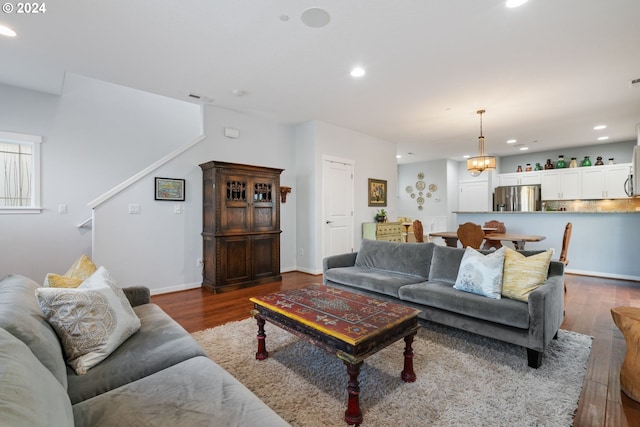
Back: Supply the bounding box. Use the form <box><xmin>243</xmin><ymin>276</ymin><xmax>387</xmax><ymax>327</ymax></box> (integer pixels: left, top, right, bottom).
<box><xmin>453</xmin><ymin>246</ymin><xmax>506</xmax><ymax>299</ymax></box>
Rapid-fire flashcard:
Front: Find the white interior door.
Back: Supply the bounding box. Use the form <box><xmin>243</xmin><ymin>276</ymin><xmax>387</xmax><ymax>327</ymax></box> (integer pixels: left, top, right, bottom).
<box><xmin>459</xmin><ymin>181</ymin><xmax>489</xmax><ymax>212</ymax></box>
<box><xmin>323</xmin><ymin>158</ymin><xmax>354</xmax><ymax>258</ymax></box>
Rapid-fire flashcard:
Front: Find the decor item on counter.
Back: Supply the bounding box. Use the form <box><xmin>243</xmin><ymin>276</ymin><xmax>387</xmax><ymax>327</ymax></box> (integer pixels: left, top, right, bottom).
<box><xmin>569</xmin><ymin>157</ymin><xmax>578</xmax><ymax>168</ymax></box>
<box><xmin>155</xmin><ymin>177</ymin><xmax>186</xmax><ymax>201</ymax></box>
<box><xmin>516</xmin><ymin>165</ymin><xmax>523</xmax><ymax>172</ymax></box>
<box><xmin>582</xmin><ymin>156</ymin><xmax>592</xmax><ymax>167</ymax></box>
<box><xmin>609</xmin><ymin>158</ymin><xmax>615</xmax><ymax>165</ymax></box>
<box><xmin>544</xmin><ymin>159</ymin><xmax>554</xmax><ymax>170</ymax></box>
<box><xmin>467</xmin><ymin>109</ymin><xmax>496</xmax><ymax>177</ymax></box>
<box><xmin>374</xmin><ymin>208</ymin><xmax>387</xmax><ymax>223</ymax></box>
<box><xmin>556</xmin><ymin>155</ymin><xmax>566</xmax><ymax>169</ymax></box>
<box><xmin>595</xmin><ymin>156</ymin><xmax>604</xmax><ymax>166</ymax></box>
<box><xmin>279</xmin><ymin>186</ymin><xmax>291</xmax><ymax>203</ymax></box>
<box><xmin>534</xmin><ymin>162</ymin><xmax>542</xmax><ymax>171</ymax></box>
<box><xmin>525</xmin><ymin>164</ymin><xmax>532</xmax><ymax>172</ymax></box>
<box><xmin>368</xmin><ymin>178</ymin><xmax>387</xmax><ymax>206</ymax></box>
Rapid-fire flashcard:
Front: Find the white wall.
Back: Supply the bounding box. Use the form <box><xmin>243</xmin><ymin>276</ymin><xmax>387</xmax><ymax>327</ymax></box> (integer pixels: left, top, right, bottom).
<box><xmin>294</xmin><ymin>121</ymin><xmax>398</xmax><ymax>274</ymax></box>
<box><xmin>0</xmin><ymin>75</ymin><xmax>201</xmax><ymax>282</ymax></box>
<box><xmin>93</xmin><ymin>104</ymin><xmax>297</xmax><ymax>294</ymax></box>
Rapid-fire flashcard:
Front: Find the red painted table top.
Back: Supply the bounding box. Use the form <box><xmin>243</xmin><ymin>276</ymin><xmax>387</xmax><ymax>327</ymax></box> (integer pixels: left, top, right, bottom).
<box><xmin>250</xmin><ymin>284</ymin><xmax>420</xmax><ymax>345</ymax></box>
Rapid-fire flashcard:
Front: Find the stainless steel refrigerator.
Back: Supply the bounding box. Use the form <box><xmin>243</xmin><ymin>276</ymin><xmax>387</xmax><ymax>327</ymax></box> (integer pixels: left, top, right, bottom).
<box><xmin>493</xmin><ymin>184</ymin><xmax>541</xmax><ymax>212</ymax></box>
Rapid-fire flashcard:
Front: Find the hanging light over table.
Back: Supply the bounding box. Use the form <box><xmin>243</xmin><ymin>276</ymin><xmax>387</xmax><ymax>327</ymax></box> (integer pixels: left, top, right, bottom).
<box><xmin>467</xmin><ymin>109</ymin><xmax>496</xmax><ymax>177</ymax></box>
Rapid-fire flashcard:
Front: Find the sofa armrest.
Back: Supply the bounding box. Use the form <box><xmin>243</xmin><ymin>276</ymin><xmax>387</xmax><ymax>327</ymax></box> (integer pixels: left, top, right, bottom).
<box><xmin>122</xmin><ymin>286</ymin><xmax>151</xmax><ymax>307</ymax></box>
<box><xmin>527</xmin><ymin>264</ymin><xmax>565</xmax><ymax>351</ymax></box>
<box><xmin>323</xmin><ymin>252</ymin><xmax>358</xmax><ymax>273</ymax></box>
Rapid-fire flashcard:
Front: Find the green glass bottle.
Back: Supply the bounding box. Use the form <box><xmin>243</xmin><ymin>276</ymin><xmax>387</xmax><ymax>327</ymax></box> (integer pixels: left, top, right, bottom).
<box><xmin>581</xmin><ymin>156</ymin><xmax>592</xmax><ymax>167</ymax></box>
<box><xmin>556</xmin><ymin>155</ymin><xmax>566</xmax><ymax>169</ymax></box>
<box><xmin>534</xmin><ymin>162</ymin><xmax>542</xmax><ymax>171</ymax></box>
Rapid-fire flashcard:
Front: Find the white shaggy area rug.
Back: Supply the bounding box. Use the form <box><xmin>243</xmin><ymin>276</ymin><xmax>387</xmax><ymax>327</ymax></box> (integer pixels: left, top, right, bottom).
<box><xmin>192</xmin><ymin>318</ymin><xmax>592</xmax><ymax>427</ymax></box>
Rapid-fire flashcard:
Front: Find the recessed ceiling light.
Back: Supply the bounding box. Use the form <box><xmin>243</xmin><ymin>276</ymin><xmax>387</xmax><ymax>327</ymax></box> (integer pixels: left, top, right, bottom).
<box><xmin>0</xmin><ymin>25</ymin><xmax>17</xmax><ymax>37</ymax></box>
<box><xmin>301</xmin><ymin>8</ymin><xmax>331</xmax><ymax>28</ymax></box>
<box><xmin>593</xmin><ymin>125</ymin><xmax>607</xmax><ymax>130</ymax></box>
<box><xmin>506</xmin><ymin>139</ymin><xmax>517</xmax><ymax>144</ymax></box>
<box><xmin>396</xmin><ymin>155</ymin><xmax>402</xmax><ymax>159</ymax></box>
<box><xmin>463</xmin><ymin>155</ymin><xmax>470</xmax><ymax>159</ymax></box>
<box><xmin>597</xmin><ymin>136</ymin><xmax>609</xmax><ymax>141</ymax></box>
<box><xmin>350</xmin><ymin>67</ymin><xmax>366</xmax><ymax>78</ymax></box>
<box><xmin>519</xmin><ymin>147</ymin><xmax>529</xmax><ymax>151</ymax></box>
<box><xmin>506</xmin><ymin>0</ymin><xmax>528</xmax><ymax>8</ymax></box>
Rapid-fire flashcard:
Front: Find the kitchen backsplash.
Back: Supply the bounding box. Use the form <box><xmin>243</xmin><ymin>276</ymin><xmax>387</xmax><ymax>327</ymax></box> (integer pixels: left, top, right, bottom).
<box><xmin>543</xmin><ymin>198</ymin><xmax>640</xmax><ymax>212</ymax></box>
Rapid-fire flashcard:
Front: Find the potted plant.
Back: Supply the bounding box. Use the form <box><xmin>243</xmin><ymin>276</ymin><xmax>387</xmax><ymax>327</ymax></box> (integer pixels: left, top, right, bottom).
<box><xmin>374</xmin><ymin>209</ymin><xmax>387</xmax><ymax>223</ymax></box>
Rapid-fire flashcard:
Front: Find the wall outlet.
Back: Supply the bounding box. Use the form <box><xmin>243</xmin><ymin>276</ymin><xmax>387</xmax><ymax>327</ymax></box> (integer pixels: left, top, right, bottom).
<box><xmin>174</xmin><ymin>204</ymin><xmax>182</xmax><ymax>214</ymax></box>
<box><xmin>57</xmin><ymin>204</ymin><xmax>67</xmax><ymax>214</ymax></box>
<box><xmin>196</xmin><ymin>258</ymin><xmax>204</xmax><ymax>267</ymax></box>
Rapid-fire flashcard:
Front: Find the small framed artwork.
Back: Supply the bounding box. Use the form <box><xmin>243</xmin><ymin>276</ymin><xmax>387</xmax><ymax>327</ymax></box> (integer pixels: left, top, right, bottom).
<box><xmin>155</xmin><ymin>177</ymin><xmax>185</xmax><ymax>201</ymax></box>
<box><xmin>368</xmin><ymin>178</ymin><xmax>387</xmax><ymax>207</ymax></box>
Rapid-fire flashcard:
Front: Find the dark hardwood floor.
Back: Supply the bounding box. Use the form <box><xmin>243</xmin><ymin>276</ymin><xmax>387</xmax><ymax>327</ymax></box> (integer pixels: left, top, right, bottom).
<box><xmin>152</xmin><ymin>271</ymin><xmax>640</xmax><ymax>427</ymax></box>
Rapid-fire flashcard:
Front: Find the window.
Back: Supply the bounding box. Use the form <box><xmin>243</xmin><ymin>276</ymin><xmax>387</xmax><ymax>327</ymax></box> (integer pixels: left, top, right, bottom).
<box><xmin>0</xmin><ymin>131</ymin><xmax>42</xmax><ymax>213</ymax></box>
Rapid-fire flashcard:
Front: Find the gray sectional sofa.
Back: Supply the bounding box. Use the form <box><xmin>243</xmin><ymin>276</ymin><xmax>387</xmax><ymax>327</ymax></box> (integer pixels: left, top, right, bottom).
<box><xmin>0</xmin><ymin>274</ymin><xmax>289</xmax><ymax>427</ymax></box>
<box><xmin>323</xmin><ymin>239</ymin><xmax>565</xmax><ymax>368</ymax></box>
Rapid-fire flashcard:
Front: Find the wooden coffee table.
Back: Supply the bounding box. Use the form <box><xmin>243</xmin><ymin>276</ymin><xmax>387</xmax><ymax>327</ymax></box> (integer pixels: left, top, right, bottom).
<box><xmin>250</xmin><ymin>284</ymin><xmax>421</xmax><ymax>426</ymax></box>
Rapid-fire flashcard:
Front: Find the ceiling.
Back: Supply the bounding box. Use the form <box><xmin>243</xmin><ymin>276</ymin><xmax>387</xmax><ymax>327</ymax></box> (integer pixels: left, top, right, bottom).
<box><xmin>1</xmin><ymin>0</ymin><xmax>639</xmax><ymax>164</ymax></box>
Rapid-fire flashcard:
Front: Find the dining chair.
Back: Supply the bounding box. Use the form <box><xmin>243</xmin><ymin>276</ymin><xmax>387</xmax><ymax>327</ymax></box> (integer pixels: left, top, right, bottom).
<box><xmin>412</xmin><ymin>219</ymin><xmax>424</xmax><ymax>243</ymax></box>
<box><xmin>559</xmin><ymin>222</ymin><xmax>572</xmax><ymax>266</ymax></box>
<box><xmin>457</xmin><ymin>222</ymin><xmax>485</xmax><ymax>249</ymax></box>
<box><xmin>482</xmin><ymin>220</ymin><xmax>507</xmax><ymax>250</ymax></box>
<box><xmin>559</xmin><ymin>222</ymin><xmax>572</xmax><ymax>295</ymax></box>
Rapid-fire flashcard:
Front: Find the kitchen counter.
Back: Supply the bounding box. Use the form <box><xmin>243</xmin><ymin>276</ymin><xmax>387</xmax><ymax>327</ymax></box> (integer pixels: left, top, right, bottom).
<box><xmin>452</xmin><ymin>211</ymin><xmax>640</xmax><ymax>281</ymax></box>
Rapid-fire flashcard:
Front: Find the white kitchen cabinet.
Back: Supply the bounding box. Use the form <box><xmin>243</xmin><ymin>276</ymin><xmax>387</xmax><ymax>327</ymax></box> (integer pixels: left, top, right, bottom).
<box><xmin>498</xmin><ymin>171</ymin><xmax>541</xmax><ymax>186</ymax></box>
<box><xmin>541</xmin><ymin>169</ymin><xmax>581</xmax><ymax>200</ymax></box>
<box><xmin>581</xmin><ymin>164</ymin><xmax>631</xmax><ymax>199</ymax></box>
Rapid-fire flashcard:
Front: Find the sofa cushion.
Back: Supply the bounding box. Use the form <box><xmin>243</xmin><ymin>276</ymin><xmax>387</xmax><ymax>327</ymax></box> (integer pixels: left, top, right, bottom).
<box><xmin>35</xmin><ymin>267</ymin><xmax>141</xmax><ymax>375</ymax></box>
<box><xmin>324</xmin><ymin>266</ymin><xmax>427</xmax><ymax>298</ymax></box>
<box><xmin>0</xmin><ymin>274</ymin><xmax>68</xmax><ymax>389</ymax></box>
<box><xmin>72</xmin><ymin>356</ymin><xmax>289</xmax><ymax>427</ymax></box>
<box><xmin>398</xmin><ymin>281</ymin><xmax>530</xmax><ymax>329</ymax></box>
<box><xmin>502</xmin><ymin>248</ymin><xmax>553</xmax><ymax>302</ymax></box>
<box><xmin>355</xmin><ymin>239</ymin><xmax>435</xmax><ymax>279</ymax></box>
<box><xmin>428</xmin><ymin>245</ymin><xmax>466</xmax><ymax>285</ymax></box>
<box><xmin>0</xmin><ymin>327</ymin><xmax>74</xmax><ymax>427</ymax></box>
<box><xmin>66</xmin><ymin>303</ymin><xmax>207</xmax><ymax>404</ymax></box>
<box><xmin>453</xmin><ymin>247</ymin><xmax>506</xmax><ymax>299</ymax></box>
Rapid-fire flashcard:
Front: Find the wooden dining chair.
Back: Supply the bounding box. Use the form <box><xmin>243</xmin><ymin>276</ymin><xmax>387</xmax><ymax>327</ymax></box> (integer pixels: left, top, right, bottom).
<box><xmin>457</xmin><ymin>222</ymin><xmax>485</xmax><ymax>249</ymax></box>
<box><xmin>482</xmin><ymin>220</ymin><xmax>506</xmax><ymax>250</ymax></box>
<box><xmin>559</xmin><ymin>222</ymin><xmax>572</xmax><ymax>266</ymax></box>
<box><xmin>412</xmin><ymin>220</ymin><xmax>424</xmax><ymax>243</ymax></box>
<box><xmin>559</xmin><ymin>222</ymin><xmax>572</xmax><ymax>295</ymax></box>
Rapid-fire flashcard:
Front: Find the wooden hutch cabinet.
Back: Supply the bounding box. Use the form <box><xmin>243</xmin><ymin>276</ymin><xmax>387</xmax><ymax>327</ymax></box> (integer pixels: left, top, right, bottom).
<box><xmin>200</xmin><ymin>161</ymin><xmax>283</xmax><ymax>293</ymax></box>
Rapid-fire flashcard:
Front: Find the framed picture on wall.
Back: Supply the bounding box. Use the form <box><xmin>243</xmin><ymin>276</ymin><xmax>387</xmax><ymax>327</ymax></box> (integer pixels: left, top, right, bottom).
<box><xmin>368</xmin><ymin>178</ymin><xmax>387</xmax><ymax>207</ymax></box>
<box><xmin>155</xmin><ymin>177</ymin><xmax>185</xmax><ymax>201</ymax></box>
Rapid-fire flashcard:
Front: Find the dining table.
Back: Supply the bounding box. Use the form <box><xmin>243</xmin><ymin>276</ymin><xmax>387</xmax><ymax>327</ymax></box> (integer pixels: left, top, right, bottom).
<box><xmin>428</xmin><ymin>231</ymin><xmax>545</xmax><ymax>250</ymax></box>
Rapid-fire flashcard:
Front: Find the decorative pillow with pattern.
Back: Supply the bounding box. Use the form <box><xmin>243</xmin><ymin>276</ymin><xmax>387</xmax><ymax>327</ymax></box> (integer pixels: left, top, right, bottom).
<box><xmin>453</xmin><ymin>246</ymin><xmax>506</xmax><ymax>299</ymax></box>
<box><xmin>35</xmin><ymin>267</ymin><xmax>141</xmax><ymax>375</ymax></box>
<box><xmin>501</xmin><ymin>247</ymin><xmax>553</xmax><ymax>302</ymax></box>
<box><xmin>43</xmin><ymin>254</ymin><xmax>97</xmax><ymax>288</ymax></box>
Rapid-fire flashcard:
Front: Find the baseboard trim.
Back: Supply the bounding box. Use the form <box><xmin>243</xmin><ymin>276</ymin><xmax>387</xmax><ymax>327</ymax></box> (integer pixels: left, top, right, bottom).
<box><xmin>149</xmin><ymin>281</ymin><xmax>201</xmax><ymax>296</ymax></box>
<box><xmin>566</xmin><ymin>269</ymin><xmax>640</xmax><ymax>283</ymax></box>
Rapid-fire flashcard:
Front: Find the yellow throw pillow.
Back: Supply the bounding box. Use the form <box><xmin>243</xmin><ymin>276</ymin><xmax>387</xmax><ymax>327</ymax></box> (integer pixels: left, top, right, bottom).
<box><xmin>501</xmin><ymin>248</ymin><xmax>553</xmax><ymax>302</ymax></box>
<box><xmin>43</xmin><ymin>255</ymin><xmax>97</xmax><ymax>288</ymax></box>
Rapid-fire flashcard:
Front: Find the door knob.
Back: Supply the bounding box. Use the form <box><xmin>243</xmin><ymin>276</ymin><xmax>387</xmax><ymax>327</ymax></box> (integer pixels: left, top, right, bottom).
<box><xmin>326</xmin><ymin>220</ymin><xmax>333</xmax><ymax>224</ymax></box>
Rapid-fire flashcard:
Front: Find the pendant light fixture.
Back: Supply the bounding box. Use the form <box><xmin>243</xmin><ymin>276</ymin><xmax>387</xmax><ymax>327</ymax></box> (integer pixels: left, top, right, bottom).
<box><xmin>467</xmin><ymin>109</ymin><xmax>496</xmax><ymax>177</ymax></box>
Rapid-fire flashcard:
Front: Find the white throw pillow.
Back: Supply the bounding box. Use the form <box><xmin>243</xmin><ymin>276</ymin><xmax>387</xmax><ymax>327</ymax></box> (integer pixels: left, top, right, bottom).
<box><xmin>453</xmin><ymin>246</ymin><xmax>506</xmax><ymax>299</ymax></box>
<box><xmin>35</xmin><ymin>267</ymin><xmax>141</xmax><ymax>375</ymax></box>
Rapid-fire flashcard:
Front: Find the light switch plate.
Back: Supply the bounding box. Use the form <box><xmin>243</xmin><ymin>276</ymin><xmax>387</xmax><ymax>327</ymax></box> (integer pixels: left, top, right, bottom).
<box><xmin>128</xmin><ymin>204</ymin><xmax>141</xmax><ymax>214</ymax></box>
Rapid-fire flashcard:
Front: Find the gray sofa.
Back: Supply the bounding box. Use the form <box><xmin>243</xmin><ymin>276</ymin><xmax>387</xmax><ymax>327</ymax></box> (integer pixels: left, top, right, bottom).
<box><xmin>322</xmin><ymin>239</ymin><xmax>565</xmax><ymax>368</ymax></box>
<box><xmin>0</xmin><ymin>274</ymin><xmax>290</xmax><ymax>427</ymax></box>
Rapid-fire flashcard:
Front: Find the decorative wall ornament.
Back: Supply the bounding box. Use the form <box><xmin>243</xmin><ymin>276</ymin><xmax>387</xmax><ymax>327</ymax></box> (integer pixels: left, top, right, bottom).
<box><xmin>155</xmin><ymin>177</ymin><xmax>185</xmax><ymax>201</ymax></box>
<box><xmin>279</xmin><ymin>186</ymin><xmax>292</xmax><ymax>203</ymax></box>
<box><xmin>368</xmin><ymin>178</ymin><xmax>387</xmax><ymax>207</ymax></box>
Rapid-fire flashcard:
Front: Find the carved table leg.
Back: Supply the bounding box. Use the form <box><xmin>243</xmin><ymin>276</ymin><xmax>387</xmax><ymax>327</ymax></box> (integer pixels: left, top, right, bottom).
<box><xmin>401</xmin><ymin>332</ymin><xmax>417</xmax><ymax>383</ymax></box>
<box><xmin>255</xmin><ymin>315</ymin><xmax>269</xmax><ymax>360</ymax></box>
<box><xmin>343</xmin><ymin>360</ymin><xmax>363</xmax><ymax>426</ymax></box>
